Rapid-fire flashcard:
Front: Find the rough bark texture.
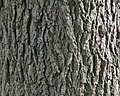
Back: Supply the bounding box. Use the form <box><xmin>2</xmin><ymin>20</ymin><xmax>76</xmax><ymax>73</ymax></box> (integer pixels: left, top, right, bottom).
<box><xmin>0</xmin><ymin>0</ymin><xmax>120</xmax><ymax>96</ymax></box>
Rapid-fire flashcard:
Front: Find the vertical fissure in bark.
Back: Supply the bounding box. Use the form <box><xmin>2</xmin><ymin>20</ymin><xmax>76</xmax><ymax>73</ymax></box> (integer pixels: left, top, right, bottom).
<box><xmin>26</xmin><ymin>8</ymin><xmax>32</xmax><ymax>45</ymax></box>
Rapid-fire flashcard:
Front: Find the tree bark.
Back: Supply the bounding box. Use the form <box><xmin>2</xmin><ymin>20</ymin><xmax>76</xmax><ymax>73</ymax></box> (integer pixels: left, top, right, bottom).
<box><xmin>0</xmin><ymin>0</ymin><xmax>120</xmax><ymax>96</ymax></box>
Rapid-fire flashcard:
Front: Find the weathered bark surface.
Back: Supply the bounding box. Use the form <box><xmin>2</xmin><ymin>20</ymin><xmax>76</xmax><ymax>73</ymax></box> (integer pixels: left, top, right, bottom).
<box><xmin>0</xmin><ymin>0</ymin><xmax>120</xmax><ymax>96</ymax></box>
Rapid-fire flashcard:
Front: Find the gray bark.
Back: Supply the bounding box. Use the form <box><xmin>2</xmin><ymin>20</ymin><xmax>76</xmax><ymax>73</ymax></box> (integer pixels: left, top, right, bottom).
<box><xmin>0</xmin><ymin>0</ymin><xmax>120</xmax><ymax>96</ymax></box>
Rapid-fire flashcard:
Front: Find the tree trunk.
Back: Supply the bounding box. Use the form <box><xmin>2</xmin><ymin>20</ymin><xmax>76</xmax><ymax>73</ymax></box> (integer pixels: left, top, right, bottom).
<box><xmin>0</xmin><ymin>0</ymin><xmax>120</xmax><ymax>96</ymax></box>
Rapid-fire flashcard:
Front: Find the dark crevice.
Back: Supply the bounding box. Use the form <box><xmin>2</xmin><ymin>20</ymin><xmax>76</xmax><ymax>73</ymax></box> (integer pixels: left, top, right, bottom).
<box><xmin>110</xmin><ymin>0</ymin><xmax>113</xmax><ymax>13</ymax></box>
<box><xmin>26</xmin><ymin>9</ymin><xmax>32</xmax><ymax>45</ymax></box>
<box><xmin>20</xmin><ymin>64</ymin><xmax>25</xmax><ymax>83</ymax></box>
<box><xmin>13</xmin><ymin>5</ymin><xmax>17</xmax><ymax>39</ymax></box>
<box><xmin>93</xmin><ymin>54</ymin><xmax>97</xmax><ymax>76</ymax></box>
<box><xmin>100</xmin><ymin>14</ymin><xmax>105</xmax><ymax>24</ymax></box>
<box><xmin>105</xmin><ymin>32</ymin><xmax>108</xmax><ymax>48</ymax></box>
<box><xmin>0</xmin><ymin>0</ymin><xmax>4</xmax><ymax>11</ymax></box>
<box><xmin>111</xmin><ymin>34</ymin><xmax>114</xmax><ymax>42</ymax></box>
<box><xmin>91</xmin><ymin>74</ymin><xmax>94</xmax><ymax>86</ymax></box>
<box><xmin>22</xmin><ymin>43</ymin><xmax>25</xmax><ymax>61</ymax></box>
<box><xmin>42</xmin><ymin>23</ymin><xmax>47</xmax><ymax>46</ymax></box>
<box><xmin>112</xmin><ymin>13</ymin><xmax>115</xmax><ymax>22</ymax></box>
<box><xmin>117</xmin><ymin>27</ymin><xmax>120</xmax><ymax>39</ymax></box>
<box><xmin>6</xmin><ymin>58</ymin><xmax>10</xmax><ymax>83</ymax></box>
<box><xmin>109</xmin><ymin>43</ymin><xmax>114</xmax><ymax>55</ymax></box>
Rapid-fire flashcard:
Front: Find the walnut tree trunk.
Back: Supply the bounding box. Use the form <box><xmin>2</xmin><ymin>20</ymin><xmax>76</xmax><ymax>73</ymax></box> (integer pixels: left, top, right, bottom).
<box><xmin>0</xmin><ymin>0</ymin><xmax>120</xmax><ymax>96</ymax></box>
